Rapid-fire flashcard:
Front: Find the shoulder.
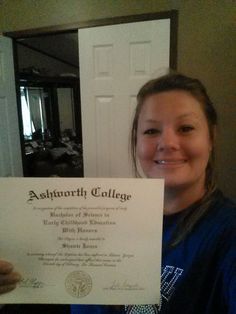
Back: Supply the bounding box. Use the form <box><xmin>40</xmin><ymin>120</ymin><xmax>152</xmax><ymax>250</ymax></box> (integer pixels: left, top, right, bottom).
<box><xmin>211</xmin><ymin>193</ymin><xmax>236</xmax><ymax>312</ymax></box>
<box><xmin>205</xmin><ymin>190</ymin><xmax>236</xmax><ymax>230</ymax></box>
<box><xmin>189</xmin><ymin>191</ymin><xmax>236</xmax><ymax>259</ymax></box>
<box><xmin>205</xmin><ymin>191</ymin><xmax>236</xmax><ymax>268</ymax></box>
<box><xmin>202</xmin><ymin>191</ymin><xmax>236</xmax><ymax>256</ymax></box>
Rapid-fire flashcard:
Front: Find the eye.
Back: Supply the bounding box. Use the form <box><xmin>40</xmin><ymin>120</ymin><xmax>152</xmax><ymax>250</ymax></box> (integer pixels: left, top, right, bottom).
<box><xmin>179</xmin><ymin>125</ymin><xmax>195</xmax><ymax>133</ymax></box>
<box><xmin>143</xmin><ymin>128</ymin><xmax>160</xmax><ymax>135</ymax></box>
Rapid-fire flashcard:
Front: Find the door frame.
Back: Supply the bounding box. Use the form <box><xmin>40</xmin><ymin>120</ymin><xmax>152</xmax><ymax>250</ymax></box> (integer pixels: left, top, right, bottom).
<box><xmin>4</xmin><ymin>10</ymin><xmax>178</xmax><ymax>176</ymax></box>
<box><xmin>4</xmin><ymin>11</ymin><xmax>178</xmax><ymax>68</ymax></box>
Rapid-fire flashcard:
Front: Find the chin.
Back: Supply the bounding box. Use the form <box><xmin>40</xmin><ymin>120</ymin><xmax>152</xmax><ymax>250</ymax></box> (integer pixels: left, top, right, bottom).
<box><xmin>151</xmin><ymin>174</ymin><xmax>188</xmax><ymax>189</ymax></box>
<box><xmin>164</xmin><ymin>179</ymin><xmax>205</xmax><ymax>195</ymax></box>
<box><xmin>164</xmin><ymin>182</ymin><xmax>186</xmax><ymax>191</ymax></box>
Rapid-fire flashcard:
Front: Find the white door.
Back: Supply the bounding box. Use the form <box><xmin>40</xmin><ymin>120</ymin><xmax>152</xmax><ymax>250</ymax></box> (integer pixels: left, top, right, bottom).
<box><xmin>79</xmin><ymin>19</ymin><xmax>170</xmax><ymax>177</ymax></box>
<box><xmin>0</xmin><ymin>36</ymin><xmax>23</xmax><ymax>177</ymax></box>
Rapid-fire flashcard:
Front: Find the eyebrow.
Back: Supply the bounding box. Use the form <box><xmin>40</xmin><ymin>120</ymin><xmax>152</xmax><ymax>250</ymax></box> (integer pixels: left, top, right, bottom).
<box><xmin>143</xmin><ymin>112</ymin><xmax>201</xmax><ymax>123</ymax></box>
<box><xmin>177</xmin><ymin>113</ymin><xmax>200</xmax><ymax>119</ymax></box>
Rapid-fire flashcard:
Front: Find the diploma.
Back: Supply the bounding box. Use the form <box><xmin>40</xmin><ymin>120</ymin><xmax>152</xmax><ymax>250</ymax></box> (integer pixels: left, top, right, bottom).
<box><xmin>0</xmin><ymin>177</ymin><xmax>164</xmax><ymax>305</ymax></box>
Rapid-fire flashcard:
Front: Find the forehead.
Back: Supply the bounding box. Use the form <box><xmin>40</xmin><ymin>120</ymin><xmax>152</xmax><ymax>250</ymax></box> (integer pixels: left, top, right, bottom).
<box><xmin>139</xmin><ymin>90</ymin><xmax>206</xmax><ymax>120</ymax></box>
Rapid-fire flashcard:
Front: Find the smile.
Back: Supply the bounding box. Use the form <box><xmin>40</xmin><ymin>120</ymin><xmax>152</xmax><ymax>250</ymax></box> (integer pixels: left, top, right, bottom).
<box><xmin>155</xmin><ymin>159</ymin><xmax>186</xmax><ymax>167</ymax></box>
<box><xmin>156</xmin><ymin>160</ymin><xmax>186</xmax><ymax>164</ymax></box>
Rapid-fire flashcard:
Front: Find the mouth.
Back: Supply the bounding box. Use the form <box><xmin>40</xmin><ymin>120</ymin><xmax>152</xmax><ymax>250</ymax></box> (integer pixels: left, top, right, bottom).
<box><xmin>154</xmin><ymin>159</ymin><xmax>187</xmax><ymax>167</ymax></box>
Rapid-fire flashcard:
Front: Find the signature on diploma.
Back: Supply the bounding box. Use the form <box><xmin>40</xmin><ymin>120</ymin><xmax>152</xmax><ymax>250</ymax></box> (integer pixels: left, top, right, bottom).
<box><xmin>19</xmin><ymin>278</ymin><xmax>47</xmax><ymax>288</ymax></box>
<box><xmin>104</xmin><ymin>280</ymin><xmax>145</xmax><ymax>291</ymax></box>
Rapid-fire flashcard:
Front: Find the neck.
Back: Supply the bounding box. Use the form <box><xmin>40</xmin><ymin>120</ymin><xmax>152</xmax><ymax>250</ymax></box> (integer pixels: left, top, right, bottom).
<box><xmin>164</xmin><ymin>183</ymin><xmax>206</xmax><ymax>215</ymax></box>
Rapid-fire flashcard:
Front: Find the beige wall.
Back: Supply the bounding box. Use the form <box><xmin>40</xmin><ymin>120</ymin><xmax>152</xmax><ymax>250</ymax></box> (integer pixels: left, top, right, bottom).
<box><xmin>0</xmin><ymin>0</ymin><xmax>235</xmax><ymax>198</ymax></box>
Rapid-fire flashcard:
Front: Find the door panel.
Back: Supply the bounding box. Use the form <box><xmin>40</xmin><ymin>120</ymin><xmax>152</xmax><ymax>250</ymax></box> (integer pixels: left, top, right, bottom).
<box><xmin>0</xmin><ymin>36</ymin><xmax>23</xmax><ymax>177</ymax></box>
<box><xmin>79</xmin><ymin>19</ymin><xmax>170</xmax><ymax>177</ymax></box>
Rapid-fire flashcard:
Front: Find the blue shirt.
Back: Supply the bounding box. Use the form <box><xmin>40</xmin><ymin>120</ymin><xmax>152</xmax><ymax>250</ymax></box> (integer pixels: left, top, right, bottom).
<box><xmin>71</xmin><ymin>191</ymin><xmax>236</xmax><ymax>314</ymax></box>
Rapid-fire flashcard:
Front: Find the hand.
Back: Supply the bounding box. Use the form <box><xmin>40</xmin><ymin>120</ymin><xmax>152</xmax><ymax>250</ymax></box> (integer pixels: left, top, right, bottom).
<box><xmin>0</xmin><ymin>260</ymin><xmax>21</xmax><ymax>295</ymax></box>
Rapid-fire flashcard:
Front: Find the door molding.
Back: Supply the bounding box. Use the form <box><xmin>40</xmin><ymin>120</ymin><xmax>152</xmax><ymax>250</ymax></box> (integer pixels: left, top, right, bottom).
<box><xmin>4</xmin><ymin>10</ymin><xmax>178</xmax><ymax>69</ymax></box>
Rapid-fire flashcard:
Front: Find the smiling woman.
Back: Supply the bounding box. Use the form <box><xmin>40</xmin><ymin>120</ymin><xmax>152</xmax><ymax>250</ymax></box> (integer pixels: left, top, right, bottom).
<box><xmin>136</xmin><ymin>90</ymin><xmax>213</xmax><ymax>209</ymax></box>
<box><xmin>132</xmin><ymin>74</ymin><xmax>219</xmax><ymax>239</ymax></box>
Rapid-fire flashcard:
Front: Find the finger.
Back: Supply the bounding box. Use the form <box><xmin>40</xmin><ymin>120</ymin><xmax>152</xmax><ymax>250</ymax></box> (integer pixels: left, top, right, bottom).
<box><xmin>0</xmin><ymin>284</ymin><xmax>17</xmax><ymax>295</ymax></box>
<box><xmin>0</xmin><ymin>261</ymin><xmax>13</xmax><ymax>274</ymax></box>
<box><xmin>0</xmin><ymin>272</ymin><xmax>21</xmax><ymax>285</ymax></box>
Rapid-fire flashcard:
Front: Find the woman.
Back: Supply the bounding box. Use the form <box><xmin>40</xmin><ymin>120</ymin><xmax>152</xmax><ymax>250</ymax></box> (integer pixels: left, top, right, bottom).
<box><xmin>0</xmin><ymin>74</ymin><xmax>235</xmax><ymax>313</ymax></box>
<box><xmin>126</xmin><ymin>73</ymin><xmax>236</xmax><ymax>314</ymax></box>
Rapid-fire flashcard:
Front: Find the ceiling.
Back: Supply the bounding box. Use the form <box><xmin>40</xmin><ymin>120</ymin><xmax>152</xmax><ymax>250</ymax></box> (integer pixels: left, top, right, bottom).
<box><xmin>17</xmin><ymin>31</ymin><xmax>79</xmax><ymax>68</ymax></box>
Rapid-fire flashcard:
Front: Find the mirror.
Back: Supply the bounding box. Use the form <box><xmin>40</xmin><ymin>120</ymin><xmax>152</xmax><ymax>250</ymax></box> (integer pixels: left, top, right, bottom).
<box><xmin>17</xmin><ymin>30</ymin><xmax>84</xmax><ymax>178</ymax></box>
<box><xmin>19</xmin><ymin>75</ymin><xmax>83</xmax><ymax>177</ymax></box>
<box><xmin>20</xmin><ymin>86</ymin><xmax>76</xmax><ymax>141</ymax></box>
<box><xmin>57</xmin><ymin>87</ymin><xmax>76</xmax><ymax>137</ymax></box>
<box><xmin>21</xmin><ymin>86</ymin><xmax>48</xmax><ymax>141</ymax></box>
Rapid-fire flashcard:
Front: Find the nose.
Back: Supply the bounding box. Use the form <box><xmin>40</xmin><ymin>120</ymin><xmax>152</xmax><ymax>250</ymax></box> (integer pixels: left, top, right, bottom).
<box><xmin>157</xmin><ymin>128</ymin><xmax>180</xmax><ymax>151</ymax></box>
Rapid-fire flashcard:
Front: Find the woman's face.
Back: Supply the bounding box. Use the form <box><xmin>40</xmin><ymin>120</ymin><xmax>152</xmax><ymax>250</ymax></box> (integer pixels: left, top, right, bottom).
<box><xmin>136</xmin><ymin>90</ymin><xmax>212</xmax><ymax>192</ymax></box>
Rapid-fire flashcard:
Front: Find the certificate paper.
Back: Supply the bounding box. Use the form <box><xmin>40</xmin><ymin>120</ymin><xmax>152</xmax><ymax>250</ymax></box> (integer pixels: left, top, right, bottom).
<box><xmin>0</xmin><ymin>177</ymin><xmax>164</xmax><ymax>305</ymax></box>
